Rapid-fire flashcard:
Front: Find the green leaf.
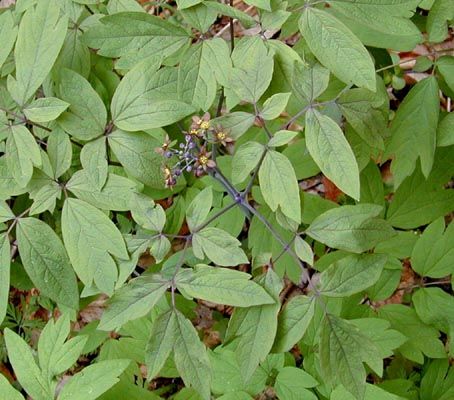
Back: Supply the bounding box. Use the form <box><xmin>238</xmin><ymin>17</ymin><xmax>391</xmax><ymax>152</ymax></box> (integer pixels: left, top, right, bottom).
<box><xmin>82</xmin><ymin>12</ymin><xmax>190</xmax><ymax>64</ymax></box>
<box><xmin>107</xmin><ymin>0</ymin><xmax>145</xmax><ymax>13</ymax></box>
<box><xmin>204</xmin><ymin>1</ymin><xmax>256</xmax><ymax>29</ymax></box>
<box><xmin>232</xmin><ymin>141</ymin><xmax>265</xmax><ymax>184</ymax></box>
<box><xmin>150</xmin><ymin>235</ymin><xmax>171</xmax><ymax>263</ymax></box>
<box><xmin>0</xmin><ymin>201</ymin><xmax>14</xmax><ymax>223</ymax></box>
<box><xmin>174</xmin><ymin>310</ymin><xmax>212</xmax><ymax>400</ymax></box>
<box><xmin>4</xmin><ymin>328</ymin><xmax>52</xmax><ymax>400</ymax></box>
<box><xmin>338</xmin><ymin>84</ymin><xmax>388</xmax><ymax>150</ymax></box>
<box><xmin>374</xmin><ymin>231</ymin><xmax>417</xmax><ymax>259</ymax></box>
<box><xmin>307</xmin><ymin>204</ymin><xmax>395</xmax><ymax>253</ymax></box>
<box><xmin>54</xmin><ymin>27</ymin><xmax>90</xmax><ymax>79</ymax></box>
<box><xmin>273</xmin><ymin>295</ymin><xmax>315</xmax><ymax>352</ymax></box>
<box><xmin>217</xmin><ymin>393</ymin><xmax>254</xmax><ymax>400</ymax></box>
<box><xmin>299</xmin><ymin>7</ymin><xmax>375</xmax><ymax>90</ymax></box>
<box><xmin>209</xmin><ymin>197</ymin><xmax>245</xmax><ymax>237</ymax></box>
<box><xmin>28</xmin><ymin>181</ymin><xmax>60</xmax><ymax>216</ymax></box>
<box><xmin>427</xmin><ymin>0</ymin><xmax>454</xmax><ymax>43</ymax></box>
<box><xmin>73</xmin><ymin>0</ymin><xmax>103</xmax><ymax>3</ymax></box>
<box><xmin>176</xmin><ymin>264</ymin><xmax>275</xmax><ymax>307</ymax></box>
<box><xmin>384</xmin><ymin>77</ymin><xmax>439</xmax><ymax>187</ymax></box>
<box><xmin>201</xmin><ymin>38</ymin><xmax>233</xmax><ymax>86</ymax></box>
<box><xmin>331</xmin><ymin>383</ymin><xmax>407</xmax><ymax>400</ymax></box>
<box><xmin>411</xmin><ymin>217</ymin><xmax>454</xmax><ymax>278</ymax></box>
<box><xmin>292</xmin><ymin>62</ymin><xmax>330</xmax><ymax>103</ymax></box>
<box><xmin>414</xmin><ymin>56</ymin><xmax>434</xmax><ymax>73</ymax></box>
<box><xmin>0</xmin><ymin>158</ymin><xmax>26</xmax><ymax>200</ymax></box>
<box><xmin>260</xmin><ymin>7</ymin><xmax>291</xmax><ymax>31</ymax></box>
<box><xmin>146</xmin><ymin>310</ymin><xmax>177</xmax><ymax>379</ymax></box>
<box><xmin>365</xmin><ymin>259</ymin><xmax>402</xmax><ymax>302</ymax></box>
<box><xmin>99</xmin><ymin>273</ymin><xmax>170</xmax><ymax>331</ymax></box>
<box><xmin>57</xmin><ymin>69</ymin><xmax>107</xmax><ymax>141</ymax></box>
<box><xmin>437</xmin><ymin>112</ymin><xmax>454</xmax><ymax>147</ymax></box>
<box><xmin>420</xmin><ymin>359</ymin><xmax>454</xmax><ymax>400</ymax></box>
<box><xmin>80</xmin><ymin>137</ymin><xmax>108</xmax><ymax>190</ymax></box>
<box><xmin>17</xmin><ymin>218</ymin><xmax>79</xmax><ymax>310</ymax></box>
<box><xmin>192</xmin><ymin>227</ymin><xmax>248</xmax><ymax>267</ymax></box>
<box><xmin>229</xmin><ymin>37</ymin><xmax>274</xmax><ymax>103</ymax></box>
<box><xmin>226</xmin><ymin>269</ymin><xmax>283</xmax><ymax>381</ymax></box>
<box><xmin>267</xmin><ymin>40</ymin><xmax>302</xmax><ymax>94</ymax></box>
<box><xmin>351</xmin><ymin>318</ymin><xmax>407</xmax><ymax>363</ymax></box>
<box><xmin>0</xmin><ymin>234</ymin><xmax>10</xmax><ymax>325</ymax></box>
<box><xmin>261</xmin><ymin>93</ymin><xmax>291</xmax><ymax>120</ymax></box>
<box><xmin>305</xmin><ymin>108</ymin><xmax>360</xmax><ymax>200</ymax></box>
<box><xmin>47</xmin><ymin>127</ymin><xmax>72</xmax><ymax>179</ymax></box>
<box><xmin>437</xmin><ymin>56</ymin><xmax>454</xmax><ymax>93</ymax></box>
<box><xmin>180</xmin><ymin>4</ymin><xmax>218</xmax><ymax>33</ymax></box>
<box><xmin>37</xmin><ymin>315</ymin><xmax>87</xmax><ymax>379</ymax></box>
<box><xmin>328</xmin><ymin>1</ymin><xmax>422</xmax><ymax>51</ymax></box>
<box><xmin>58</xmin><ymin>359</ymin><xmax>130</xmax><ymax>400</ymax></box>
<box><xmin>244</xmin><ymin>0</ymin><xmax>271</xmax><ymax>11</ymax></box>
<box><xmin>259</xmin><ymin>150</ymin><xmax>301</xmax><ymax>223</ymax></box>
<box><xmin>177</xmin><ymin>0</ymin><xmax>202</xmax><ymax>10</ymax></box>
<box><xmin>61</xmin><ymin>198</ymin><xmax>129</xmax><ymax>295</ymax></box>
<box><xmin>386</xmin><ymin>166</ymin><xmax>454</xmax><ymax>229</ymax></box>
<box><xmin>378</xmin><ymin>304</ymin><xmax>446</xmax><ymax>363</ymax></box>
<box><xmin>110</xmin><ymin>59</ymin><xmax>194</xmax><ymax>132</ymax></box>
<box><xmin>209</xmin><ymin>347</ymin><xmax>265</xmax><ymax>396</ymax></box>
<box><xmin>23</xmin><ymin>98</ymin><xmax>69</xmax><ymax>123</ymax></box>
<box><xmin>320</xmin><ymin>314</ymin><xmax>382</xmax><ymax>400</ymax></box>
<box><xmin>268</xmin><ymin>130</ymin><xmax>298</xmax><ymax>147</ymax></box>
<box><xmin>274</xmin><ymin>367</ymin><xmax>318</xmax><ymax>400</ymax></box>
<box><xmin>130</xmin><ymin>193</ymin><xmax>166</xmax><ymax>231</ymax></box>
<box><xmin>319</xmin><ymin>254</ymin><xmax>387</xmax><ymax>297</ymax></box>
<box><xmin>0</xmin><ymin>11</ymin><xmax>18</xmax><ymax>70</ymax></box>
<box><xmin>284</xmin><ymin>141</ymin><xmax>320</xmax><ymax>182</ymax></box>
<box><xmin>67</xmin><ymin>171</ymin><xmax>138</xmax><ymax>212</ymax></box>
<box><xmin>178</xmin><ymin>42</ymin><xmax>217</xmax><ymax>111</ymax></box>
<box><xmin>294</xmin><ymin>236</ymin><xmax>314</xmax><ymax>265</ymax></box>
<box><xmin>186</xmin><ymin>187</ymin><xmax>213</xmax><ymax>232</ymax></box>
<box><xmin>212</xmin><ymin>112</ymin><xmax>255</xmax><ymax>139</ymax></box>
<box><xmin>6</xmin><ymin>125</ymin><xmax>42</xmax><ymax>187</ymax></box>
<box><xmin>108</xmin><ymin>130</ymin><xmax>164</xmax><ymax>189</ymax></box>
<box><xmin>0</xmin><ymin>374</ymin><xmax>24</xmax><ymax>400</ymax></box>
<box><xmin>412</xmin><ymin>288</ymin><xmax>454</xmax><ymax>336</ymax></box>
<box><xmin>9</xmin><ymin>0</ymin><xmax>67</xmax><ymax>105</ymax></box>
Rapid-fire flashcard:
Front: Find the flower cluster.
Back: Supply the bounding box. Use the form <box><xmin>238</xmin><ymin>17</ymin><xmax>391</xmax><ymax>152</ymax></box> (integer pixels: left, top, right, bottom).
<box><xmin>156</xmin><ymin>113</ymin><xmax>234</xmax><ymax>188</ymax></box>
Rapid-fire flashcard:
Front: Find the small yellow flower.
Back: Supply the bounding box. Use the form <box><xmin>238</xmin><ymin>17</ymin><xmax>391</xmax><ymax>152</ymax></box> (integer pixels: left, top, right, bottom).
<box><xmin>216</xmin><ymin>131</ymin><xmax>227</xmax><ymax>140</ymax></box>
<box><xmin>191</xmin><ymin>112</ymin><xmax>211</xmax><ymax>134</ymax></box>
<box><xmin>213</xmin><ymin>126</ymin><xmax>234</xmax><ymax>147</ymax></box>
<box><xmin>164</xmin><ymin>166</ymin><xmax>172</xmax><ymax>179</ymax></box>
<box><xmin>194</xmin><ymin>147</ymin><xmax>216</xmax><ymax>176</ymax></box>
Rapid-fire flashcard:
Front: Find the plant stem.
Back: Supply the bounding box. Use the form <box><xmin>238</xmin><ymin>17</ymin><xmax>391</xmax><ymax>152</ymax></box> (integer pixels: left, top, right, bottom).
<box><xmin>254</xmin><ymin>103</ymin><xmax>272</xmax><ymax>139</ymax></box>
<box><xmin>229</xmin><ymin>0</ymin><xmax>235</xmax><ymax>51</ymax></box>
<box><xmin>211</xmin><ymin>167</ymin><xmax>252</xmax><ymax>218</ymax></box>
<box><xmin>375</xmin><ymin>47</ymin><xmax>454</xmax><ymax>73</ymax></box>
<box><xmin>244</xmin><ymin>203</ymin><xmax>312</xmax><ymax>285</ymax></box>
<box><xmin>170</xmin><ymin>237</ymin><xmax>191</xmax><ymax>308</ymax></box>
<box><xmin>0</xmin><ymin>106</ymin><xmax>52</xmax><ymax>132</ymax></box>
<box><xmin>242</xmin><ymin>147</ymin><xmax>268</xmax><ymax>198</ymax></box>
<box><xmin>210</xmin><ymin>166</ymin><xmax>238</xmax><ymax>197</ymax></box>
<box><xmin>283</xmin><ymin>85</ymin><xmax>352</xmax><ymax>129</ymax></box>
<box><xmin>6</xmin><ymin>207</ymin><xmax>31</xmax><ymax>235</ymax></box>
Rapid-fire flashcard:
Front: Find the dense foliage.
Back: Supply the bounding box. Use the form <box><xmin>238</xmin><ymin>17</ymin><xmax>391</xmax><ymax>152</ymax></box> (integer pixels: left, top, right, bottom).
<box><xmin>0</xmin><ymin>0</ymin><xmax>453</xmax><ymax>399</ymax></box>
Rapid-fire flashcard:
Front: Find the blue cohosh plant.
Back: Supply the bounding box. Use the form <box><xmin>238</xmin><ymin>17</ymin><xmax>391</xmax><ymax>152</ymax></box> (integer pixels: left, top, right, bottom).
<box><xmin>0</xmin><ymin>0</ymin><xmax>454</xmax><ymax>399</ymax></box>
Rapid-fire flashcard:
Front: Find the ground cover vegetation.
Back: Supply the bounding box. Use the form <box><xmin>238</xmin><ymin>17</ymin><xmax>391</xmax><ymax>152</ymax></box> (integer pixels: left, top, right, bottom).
<box><xmin>0</xmin><ymin>0</ymin><xmax>453</xmax><ymax>399</ymax></box>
